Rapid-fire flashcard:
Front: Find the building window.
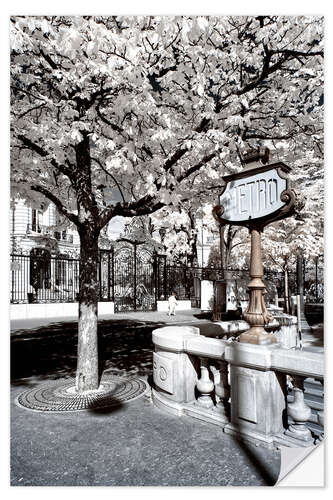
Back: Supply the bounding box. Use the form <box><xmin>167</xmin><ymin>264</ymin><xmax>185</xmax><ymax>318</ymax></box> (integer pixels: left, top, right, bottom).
<box><xmin>31</xmin><ymin>209</ymin><xmax>43</xmax><ymax>233</ymax></box>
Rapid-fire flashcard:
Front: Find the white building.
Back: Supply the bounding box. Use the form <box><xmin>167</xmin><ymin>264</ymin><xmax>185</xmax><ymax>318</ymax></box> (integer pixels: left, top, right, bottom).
<box><xmin>196</xmin><ymin>226</ymin><xmax>219</xmax><ymax>267</ymax></box>
<box><xmin>10</xmin><ymin>199</ymin><xmax>126</xmax><ymax>305</ymax></box>
<box><xmin>10</xmin><ymin>199</ymin><xmax>80</xmax><ymax>257</ymax></box>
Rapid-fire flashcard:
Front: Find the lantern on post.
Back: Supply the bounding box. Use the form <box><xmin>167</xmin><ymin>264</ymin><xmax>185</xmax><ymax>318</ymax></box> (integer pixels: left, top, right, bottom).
<box><xmin>213</xmin><ymin>148</ymin><xmax>297</xmax><ymax>345</ymax></box>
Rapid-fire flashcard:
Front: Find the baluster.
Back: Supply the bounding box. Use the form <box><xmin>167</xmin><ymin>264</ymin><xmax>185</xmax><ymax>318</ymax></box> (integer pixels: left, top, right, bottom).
<box><xmin>285</xmin><ymin>375</ymin><xmax>313</xmax><ymax>444</ymax></box>
<box><xmin>317</xmin><ymin>379</ymin><xmax>324</xmax><ymax>442</ymax></box>
<box><xmin>212</xmin><ymin>360</ymin><xmax>230</xmax><ymax>421</ymax></box>
<box><xmin>196</xmin><ymin>357</ymin><xmax>214</xmax><ymax>408</ymax></box>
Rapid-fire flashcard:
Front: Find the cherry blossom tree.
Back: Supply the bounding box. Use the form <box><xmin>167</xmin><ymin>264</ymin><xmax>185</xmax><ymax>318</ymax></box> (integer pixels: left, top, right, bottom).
<box><xmin>261</xmin><ymin>177</ymin><xmax>324</xmax><ymax>309</ymax></box>
<box><xmin>10</xmin><ymin>15</ymin><xmax>323</xmax><ymax>392</ymax></box>
<box><xmin>150</xmin><ymin>203</ymin><xmax>203</xmax><ymax>264</ymax></box>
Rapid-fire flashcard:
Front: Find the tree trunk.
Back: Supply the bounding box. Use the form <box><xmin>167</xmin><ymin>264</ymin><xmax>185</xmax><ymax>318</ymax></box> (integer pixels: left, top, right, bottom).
<box><xmin>75</xmin><ymin>228</ymin><xmax>100</xmax><ymax>392</ymax></box>
<box><xmin>224</xmin><ymin>226</ymin><xmax>233</xmax><ymax>270</ymax></box>
<box><xmin>296</xmin><ymin>253</ymin><xmax>304</xmax><ymax>311</ymax></box>
<box><xmin>188</xmin><ymin>233</ymin><xmax>198</xmax><ymax>266</ymax></box>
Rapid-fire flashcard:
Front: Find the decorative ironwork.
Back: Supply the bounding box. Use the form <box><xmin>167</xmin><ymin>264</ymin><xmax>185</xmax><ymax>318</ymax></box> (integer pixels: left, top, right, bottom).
<box><xmin>16</xmin><ymin>374</ymin><xmax>148</xmax><ymax>412</ymax></box>
<box><xmin>26</xmin><ymin>224</ymin><xmax>74</xmax><ymax>243</ymax></box>
<box><xmin>98</xmin><ymin>240</ymin><xmax>158</xmax><ymax>312</ymax></box>
<box><xmin>10</xmin><ymin>251</ymin><xmax>319</xmax><ymax>311</ymax></box>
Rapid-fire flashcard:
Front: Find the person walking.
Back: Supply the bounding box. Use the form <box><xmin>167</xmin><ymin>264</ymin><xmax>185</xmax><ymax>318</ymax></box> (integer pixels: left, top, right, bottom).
<box><xmin>168</xmin><ymin>292</ymin><xmax>178</xmax><ymax>317</ymax></box>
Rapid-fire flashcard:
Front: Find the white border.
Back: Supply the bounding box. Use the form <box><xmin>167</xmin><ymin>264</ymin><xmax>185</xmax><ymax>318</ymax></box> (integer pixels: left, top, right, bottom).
<box><xmin>2</xmin><ymin>1</ymin><xmax>331</xmax><ymax>497</ymax></box>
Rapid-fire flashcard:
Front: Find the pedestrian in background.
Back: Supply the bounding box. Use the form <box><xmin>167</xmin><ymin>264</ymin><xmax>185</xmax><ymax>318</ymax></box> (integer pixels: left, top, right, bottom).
<box><xmin>168</xmin><ymin>291</ymin><xmax>178</xmax><ymax>317</ymax></box>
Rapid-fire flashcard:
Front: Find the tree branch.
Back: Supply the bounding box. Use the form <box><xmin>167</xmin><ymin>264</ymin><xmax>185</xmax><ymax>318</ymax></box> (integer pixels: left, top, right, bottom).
<box><xmin>40</xmin><ymin>49</ymin><xmax>58</xmax><ymax>70</ymax></box>
<box><xmin>15</xmin><ymin>103</ymin><xmax>46</xmax><ymax>120</ymax></box>
<box><xmin>270</xmin><ymin>49</ymin><xmax>324</xmax><ymax>58</ymax></box>
<box><xmin>31</xmin><ymin>184</ymin><xmax>80</xmax><ymax>227</ymax></box>
<box><xmin>16</xmin><ymin>134</ymin><xmax>75</xmax><ymax>181</ymax></box>
<box><xmin>176</xmin><ymin>151</ymin><xmax>217</xmax><ymax>183</ymax></box>
<box><xmin>91</xmin><ymin>156</ymin><xmax>126</xmax><ymax>204</ymax></box>
<box><xmin>96</xmin><ymin>101</ymin><xmax>124</xmax><ymax>134</ymax></box>
<box><xmin>99</xmin><ymin>196</ymin><xmax>165</xmax><ymax>230</ymax></box>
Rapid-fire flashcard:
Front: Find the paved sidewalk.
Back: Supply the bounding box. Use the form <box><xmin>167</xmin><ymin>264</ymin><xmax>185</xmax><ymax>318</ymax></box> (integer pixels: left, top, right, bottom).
<box><xmin>10</xmin><ymin>310</ymin><xmax>281</xmax><ymax>486</ymax></box>
<box><xmin>11</xmin><ymin>308</ymin><xmax>210</xmax><ymax>333</ymax></box>
<box><xmin>302</xmin><ymin>323</ymin><xmax>324</xmax><ymax>352</ymax></box>
<box><xmin>11</xmin><ymin>377</ymin><xmax>280</xmax><ymax>486</ymax></box>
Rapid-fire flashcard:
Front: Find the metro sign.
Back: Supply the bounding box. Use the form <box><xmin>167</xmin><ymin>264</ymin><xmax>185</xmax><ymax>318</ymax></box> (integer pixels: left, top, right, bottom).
<box><xmin>213</xmin><ymin>162</ymin><xmax>296</xmax><ymax>227</ymax></box>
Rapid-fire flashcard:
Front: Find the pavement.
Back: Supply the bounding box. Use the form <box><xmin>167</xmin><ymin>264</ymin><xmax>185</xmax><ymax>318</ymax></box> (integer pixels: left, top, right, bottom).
<box><xmin>10</xmin><ymin>309</ymin><xmax>281</xmax><ymax>487</ymax></box>
<box><xmin>301</xmin><ymin>323</ymin><xmax>324</xmax><ymax>352</ymax></box>
<box><xmin>10</xmin><ymin>308</ymin><xmax>221</xmax><ymax>337</ymax></box>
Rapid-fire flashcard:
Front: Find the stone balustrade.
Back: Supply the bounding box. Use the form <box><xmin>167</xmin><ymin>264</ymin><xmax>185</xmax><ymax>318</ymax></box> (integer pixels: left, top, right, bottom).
<box><xmin>214</xmin><ymin>311</ymin><xmax>298</xmax><ymax>349</ymax></box>
<box><xmin>151</xmin><ymin>325</ymin><xmax>324</xmax><ymax>449</ymax></box>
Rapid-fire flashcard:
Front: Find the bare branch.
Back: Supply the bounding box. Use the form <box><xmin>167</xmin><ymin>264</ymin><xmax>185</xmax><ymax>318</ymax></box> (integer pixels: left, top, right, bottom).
<box><xmin>15</xmin><ymin>103</ymin><xmax>46</xmax><ymax>120</ymax></box>
<box><xmin>40</xmin><ymin>49</ymin><xmax>58</xmax><ymax>70</ymax></box>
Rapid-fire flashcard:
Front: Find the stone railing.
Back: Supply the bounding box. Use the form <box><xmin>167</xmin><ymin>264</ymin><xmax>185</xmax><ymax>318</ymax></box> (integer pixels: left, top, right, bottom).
<box><xmin>151</xmin><ymin>325</ymin><xmax>324</xmax><ymax>449</ymax></box>
<box><xmin>214</xmin><ymin>309</ymin><xmax>298</xmax><ymax>349</ymax></box>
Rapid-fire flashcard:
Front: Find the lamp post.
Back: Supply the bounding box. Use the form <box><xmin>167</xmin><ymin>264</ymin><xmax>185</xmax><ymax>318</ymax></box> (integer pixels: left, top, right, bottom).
<box><xmin>213</xmin><ymin>147</ymin><xmax>297</xmax><ymax>345</ymax></box>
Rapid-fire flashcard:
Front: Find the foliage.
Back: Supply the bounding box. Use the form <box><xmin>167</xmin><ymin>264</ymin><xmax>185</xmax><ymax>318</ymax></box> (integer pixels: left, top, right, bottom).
<box><xmin>11</xmin><ymin>15</ymin><xmax>323</xmax><ymax>228</ymax></box>
<box><xmin>10</xmin><ymin>15</ymin><xmax>324</xmax><ymax>389</ymax></box>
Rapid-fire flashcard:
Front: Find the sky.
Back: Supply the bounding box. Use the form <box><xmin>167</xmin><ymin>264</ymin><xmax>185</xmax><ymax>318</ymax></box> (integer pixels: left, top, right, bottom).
<box><xmin>107</xmin><ymin>216</ymin><xmax>125</xmax><ymax>238</ymax></box>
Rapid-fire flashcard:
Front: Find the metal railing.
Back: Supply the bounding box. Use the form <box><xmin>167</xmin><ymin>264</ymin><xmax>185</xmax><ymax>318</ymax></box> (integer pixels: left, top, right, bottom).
<box><xmin>10</xmin><ymin>251</ymin><xmax>324</xmax><ymax>308</ymax></box>
<box><xmin>26</xmin><ymin>224</ymin><xmax>74</xmax><ymax>243</ymax></box>
<box><xmin>11</xmin><ymin>253</ymin><xmax>79</xmax><ymax>303</ymax></box>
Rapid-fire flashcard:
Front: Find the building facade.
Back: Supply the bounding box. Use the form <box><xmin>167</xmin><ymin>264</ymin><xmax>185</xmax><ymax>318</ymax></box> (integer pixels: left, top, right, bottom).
<box><xmin>10</xmin><ymin>199</ymin><xmax>80</xmax><ymax>257</ymax></box>
<box><xmin>196</xmin><ymin>226</ymin><xmax>220</xmax><ymax>267</ymax></box>
<box><xmin>10</xmin><ymin>199</ymin><xmax>81</xmax><ymax>304</ymax></box>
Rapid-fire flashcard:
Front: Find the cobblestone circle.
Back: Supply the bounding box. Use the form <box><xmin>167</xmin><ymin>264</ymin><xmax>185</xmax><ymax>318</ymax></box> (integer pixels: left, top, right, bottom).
<box><xmin>16</xmin><ymin>374</ymin><xmax>148</xmax><ymax>412</ymax></box>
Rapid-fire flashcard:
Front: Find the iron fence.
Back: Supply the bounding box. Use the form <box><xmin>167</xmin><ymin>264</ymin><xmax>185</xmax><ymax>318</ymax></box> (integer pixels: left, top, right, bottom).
<box><xmin>10</xmin><ymin>251</ymin><xmax>323</xmax><ymax>309</ymax></box>
<box><xmin>11</xmin><ymin>253</ymin><xmax>79</xmax><ymax>304</ymax></box>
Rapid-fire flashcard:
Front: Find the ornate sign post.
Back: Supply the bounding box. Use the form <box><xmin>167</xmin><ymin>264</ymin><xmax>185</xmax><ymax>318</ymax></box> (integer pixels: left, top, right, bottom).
<box><xmin>213</xmin><ymin>148</ymin><xmax>296</xmax><ymax>345</ymax></box>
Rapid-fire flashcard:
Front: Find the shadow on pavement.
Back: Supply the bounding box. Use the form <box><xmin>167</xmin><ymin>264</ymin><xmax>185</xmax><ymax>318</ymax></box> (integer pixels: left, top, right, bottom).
<box><xmin>11</xmin><ymin>319</ymin><xmax>158</xmax><ymax>383</ymax></box>
<box><xmin>10</xmin><ymin>315</ymin><xmax>229</xmax><ymax>383</ymax></box>
<box><xmin>235</xmin><ymin>438</ymin><xmax>279</xmax><ymax>485</ymax></box>
<box><xmin>10</xmin><ymin>316</ymin><xmax>281</xmax><ymax>486</ymax></box>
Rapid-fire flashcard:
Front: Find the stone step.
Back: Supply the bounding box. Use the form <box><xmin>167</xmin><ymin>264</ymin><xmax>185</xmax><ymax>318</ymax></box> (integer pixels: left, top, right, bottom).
<box><xmin>304</xmin><ymin>382</ymin><xmax>323</xmax><ymax>394</ymax></box>
<box><xmin>305</xmin><ymin>392</ymin><xmax>324</xmax><ymax>406</ymax></box>
<box><xmin>306</xmin><ymin>399</ymin><xmax>324</xmax><ymax>412</ymax></box>
<box><xmin>307</xmin><ymin>421</ymin><xmax>322</xmax><ymax>437</ymax></box>
<box><xmin>288</xmin><ymin>377</ymin><xmax>323</xmax><ymax>398</ymax></box>
<box><xmin>304</xmin><ymin>377</ymin><xmax>323</xmax><ymax>390</ymax></box>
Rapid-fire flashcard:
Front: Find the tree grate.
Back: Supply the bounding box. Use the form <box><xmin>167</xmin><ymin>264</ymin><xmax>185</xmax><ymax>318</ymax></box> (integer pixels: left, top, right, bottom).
<box><xmin>16</xmin><ymin>374</ymin><xmax>148</xmax><ymax>413</ymax></box>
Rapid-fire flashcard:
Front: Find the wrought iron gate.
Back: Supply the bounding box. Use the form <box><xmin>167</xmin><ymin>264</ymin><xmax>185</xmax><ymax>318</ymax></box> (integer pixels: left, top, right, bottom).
<box><xmin>99</xmin><ymin>241</ymin><xmax>157</xmax><ymax>313</ymax></box>
<box><xmin>99</xmin><ymin>246</ymin><xmax>203</xmax><ymax>312</ymax></box>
